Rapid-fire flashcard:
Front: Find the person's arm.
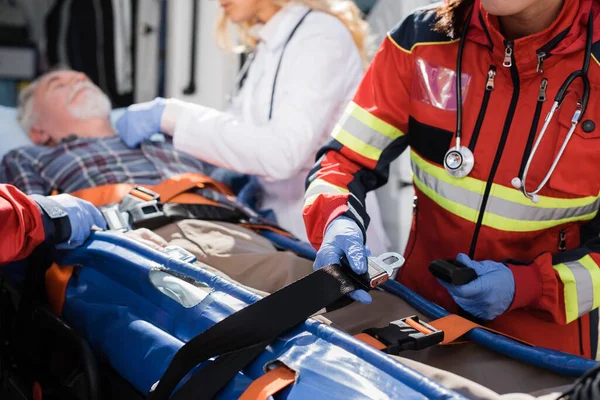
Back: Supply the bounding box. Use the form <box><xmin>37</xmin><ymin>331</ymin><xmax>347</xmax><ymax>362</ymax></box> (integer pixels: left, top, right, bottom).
<box><xmin>302</xmin><ymin>29</ymin><xmax>412</xmax><ymax>249</ymax></box>
<box><xmin>0</xmin><ymin>184</ymin><xmax>107</xmax><ymax>265</ymax></box>
<box><xmin>0</xmin><ymin>184</ymin><xmax>46</xmax><ymax>263</ymax></box>
<box><xmin>0</xmin><ymin>148</ymin><xmax>49</xmax><ymax>195</ymax></box>
<box><xmin>504</xmin><ymin>241</ymin><xmax>600</xmax><ymax>324</ymax></box>
<box><xmin>162</xmin><ymin>25</ymin><xmax>364</xmax><ymax>181</ymax></box>
<box><xmin>117</xmin><ymin>23</ymin><xmax>366</xmax><ymax>181</ymax></box>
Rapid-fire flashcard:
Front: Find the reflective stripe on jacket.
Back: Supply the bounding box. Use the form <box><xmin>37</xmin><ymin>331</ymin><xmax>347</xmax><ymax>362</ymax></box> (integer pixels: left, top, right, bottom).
<box><xmin>304</xmin><ymin>0</ymin><xmax>600</xmax><ymax>357</ymax></box>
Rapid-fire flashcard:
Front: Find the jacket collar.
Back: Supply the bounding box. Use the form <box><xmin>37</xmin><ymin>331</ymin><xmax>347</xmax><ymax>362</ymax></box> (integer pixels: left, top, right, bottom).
<box><xmin>467</xmin><ymin>0</ymin><xmax>600</xmax><ymax>75</ymax></box>
<box><xmin>251</xmin><ymin>3</ymin><xmax>311</xmax><ymax>52</ymax></box>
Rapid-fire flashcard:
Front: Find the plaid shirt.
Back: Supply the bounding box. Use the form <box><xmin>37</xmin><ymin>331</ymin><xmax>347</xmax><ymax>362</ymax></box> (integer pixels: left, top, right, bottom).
<box><xmin>0</xmin><ymin>136</ymin><xmax>214</xmax><ymax>195</ymax></box>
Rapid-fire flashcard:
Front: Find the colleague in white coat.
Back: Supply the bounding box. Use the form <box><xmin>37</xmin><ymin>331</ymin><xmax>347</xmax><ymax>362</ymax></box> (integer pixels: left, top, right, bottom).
<box><xmin>116</xmin><ymin>0</ymin><xmax>389</xmax><ymax>254</ymax></box>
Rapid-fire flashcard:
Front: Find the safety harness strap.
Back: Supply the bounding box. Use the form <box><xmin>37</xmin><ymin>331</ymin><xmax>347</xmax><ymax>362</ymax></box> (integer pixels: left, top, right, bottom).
<box><xmin>146</xmin><ymin>265</ymin><xmax>359</xmax><ymax>400</ymax></box>
<box><xmin>428</xmin><ymin>314</ymin><xmax>532</xmax><ymax>346</ymax></box>
<box><xmin>68</xmin><ymin>173</ymin><xmax>296</xmax><ymax>239</ymax></box>
<box><xmin>238</xmin><ymin>365</ymin><xmax>295</xmax><ymax>400</ymax></box>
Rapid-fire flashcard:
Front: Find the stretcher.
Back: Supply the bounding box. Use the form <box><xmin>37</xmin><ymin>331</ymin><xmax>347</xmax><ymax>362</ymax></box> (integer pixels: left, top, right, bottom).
<box><xmin>1</xmin><ymin>230</ymin><xmax>599</xmax><ymax>399</ymax></box>
<box><xmin>0</xmin><ymin>232</ymin><xmax>464</xmax><ymax>399</ymax></box>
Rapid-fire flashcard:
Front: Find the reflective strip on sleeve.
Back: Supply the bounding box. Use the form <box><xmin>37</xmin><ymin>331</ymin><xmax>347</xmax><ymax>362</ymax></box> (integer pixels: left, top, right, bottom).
<box><xmin>332</xmin><ymin>102</ymin><xmax>404</xmax><ymax>162</ymax></box>
<box><xmin>554</xmin><ymin>256</ymin><xmax>600</xmax><ymax>322</ymax></box>
<box><xmin>303</xmin><ymin>178</ymin><xmax>348</xmax><ymax>207</ymax></box>
<box><xmin>411</xmin><ymin>151</ymin><xmax>600</xmax><ymax>232</ymax></box>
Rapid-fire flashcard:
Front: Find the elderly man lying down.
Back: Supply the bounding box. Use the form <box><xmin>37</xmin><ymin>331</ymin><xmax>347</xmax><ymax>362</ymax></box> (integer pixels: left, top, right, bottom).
<box><xmin>1</xmin><ymin>69</ymin><xmax>214</xmax><ymax>194</ymax></box>
<box><xmin>0</xmin><ymin>70</ymin><xmax>576</xmax><ymax>399</ymax></box>
<box><xmin>0</xmin><ymin>69</ymin><xmax>320</xmax><ymax>292</ymax></box>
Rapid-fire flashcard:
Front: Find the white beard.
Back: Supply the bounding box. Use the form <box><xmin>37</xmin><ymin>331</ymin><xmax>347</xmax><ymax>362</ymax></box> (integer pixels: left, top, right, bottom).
<box><xmin>66</xmin><ymin>82</ymin><xmax>112</xmax><ymax>120</ymax></box>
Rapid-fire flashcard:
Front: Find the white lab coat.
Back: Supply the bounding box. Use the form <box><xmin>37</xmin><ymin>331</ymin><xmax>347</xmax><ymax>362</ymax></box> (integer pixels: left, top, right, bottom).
<box><xmin>164</xmin><ymin>3</ymin><xmax>389</xmax><ymax>253</ymax></box>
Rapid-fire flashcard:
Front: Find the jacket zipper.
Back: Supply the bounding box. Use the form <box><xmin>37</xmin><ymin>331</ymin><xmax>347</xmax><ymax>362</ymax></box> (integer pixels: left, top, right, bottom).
<box><xmin>469</xmin><ymin>42</ymin><xmax>521</xmax><ymax>258</ymax></box>
<box><xmin>517</xmin><ymin>79</ymin><xmax>547</xmax><ymax>179</ymax></box>
<box><xmin>468</xmin><ymin>66</ymin><xmax>496</xmax><ymax>152</ymax></box>
<box><xmin>535</xmin><ymin>28</ymin><xmax>570</xmax><ymax>75</ymax></box>
<box><xmin>559</xmin><ymin>229</ymin><xmax>567</xmax><ymax>251</ymax></box>
<box><xmin>503</xmin><ymin>42</ymin><xmax>513</xmax><ymax>68</ymax></box>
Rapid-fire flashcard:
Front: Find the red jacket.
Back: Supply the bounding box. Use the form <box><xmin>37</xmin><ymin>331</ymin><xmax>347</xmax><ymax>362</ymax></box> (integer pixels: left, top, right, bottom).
<box><xmin>304</xmin><ymin>0</ymin><xmax>600</xmax><ymax>357</ymax></box>
<box><xmin>0</xmin><ymin>184</ymin><xmax>46</xmax><ymax>264</ymax></box>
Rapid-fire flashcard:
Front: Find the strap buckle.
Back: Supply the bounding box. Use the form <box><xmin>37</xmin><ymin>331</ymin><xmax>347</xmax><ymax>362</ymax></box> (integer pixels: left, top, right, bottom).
<box><xmin>118</xmin><ymin>187</ymin><xmax>169</xmax><ymax>230</ymax></box>
<box><xmin>100</xmin><ymin>204</ymin><xmax>130</xmax><ymax>232</ymax></box>
<box><xmin>362</xmin><ymin>315</ymin><xmax>444</xmax><ymax>354</ymax></box>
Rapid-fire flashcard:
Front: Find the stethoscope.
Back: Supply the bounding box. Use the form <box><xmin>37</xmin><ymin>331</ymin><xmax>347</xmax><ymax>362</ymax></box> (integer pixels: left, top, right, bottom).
<box><xmin>228</xmin><ymin>9</ymin><xmax>312</xmax><ymax>121</ymax></box>
<box><xmin>445</xmin><ymin>11</ymin><xmax>593</xmax><ymax>203</ymax></box>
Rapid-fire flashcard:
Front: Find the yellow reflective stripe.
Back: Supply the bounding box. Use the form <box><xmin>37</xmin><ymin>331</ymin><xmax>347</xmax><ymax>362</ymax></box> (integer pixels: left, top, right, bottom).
<box><xmin>412</xmin><ymin>171</ymin><xmax>479</xmax><ymax>224</ymax></box>
<box><xmin>333</xmin><ymin>126</ymin><xmax>381</xmax><ymax>161</ymax></box>
<box><xmin>304</xmin><ymin>194</ymin><xmax>319</xmax><ymax>208</ymax></box>
<box><xmin>553</xmin><ymin>263</ymin><xmax>580</xmax><ymax>323</ymax></box>
<box><xmin>304</xmin><ymin>179</ymin><xmax>349</xmax><ymax>208</ymax></box>
<box><xmin>386</xmin><ymin>33</ymin><xmax>460</xmax><ymax>55</ymax></box>
<box><xmin>578</xmin><ymin>255</ymin><xmax>600</xmax><ymax>311</ymax></box>
<box><xmin>305</xmin><ymin>178</ymin><xmax>348</xmax><ymax>199</ymax></box>
<box><xmin>480</xmin><ymin>209</ymin><xmax>596</xmax><ymax>232</ymax></box>
<box><xmin>412</xmin><ymin>150</ymin><xmax>599</xmax><ymax>209</ymax></box>
<box><xmin>411</xmin><ymin>150</ymin><xmax>485</xmax><ymax>194</ymax></box>
<box><xmin>346</xmin><ymin>102</ymin><xmax>404</xmax><ymax>140</ymax></box>
<box><xmin>412</xmin><ymin>151</ymin><xmax>599</xmax><ymax>231</ymax></box>
<box><xmin>491</xmin><ymin>178</ymin><xmax>599</xmax><ymax>209</ymax></box>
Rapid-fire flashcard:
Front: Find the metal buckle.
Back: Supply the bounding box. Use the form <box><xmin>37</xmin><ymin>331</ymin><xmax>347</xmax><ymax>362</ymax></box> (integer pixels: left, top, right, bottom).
<box><xmin>342</xmin><ymin>252</ymin><xmax>404</xmax><ymax>291</ymax></box>
<box><xmin>126</xmin><ymin>199</ymin><xmax>169</xmax><ymax>230</ymax></box>
<box><xmin>120</xmin><ymin>186</ymin><xmax>160</xmax><ymax>213</ymax></box>
<box><xmin>362</xmin><ymin>315</ymin><xmax>443</xmax><ymax>354</ymax></box>
<box><xmin>100</xmin><ymin>204</ymin><xmax>130</xmax><ymax>232</ymax></box>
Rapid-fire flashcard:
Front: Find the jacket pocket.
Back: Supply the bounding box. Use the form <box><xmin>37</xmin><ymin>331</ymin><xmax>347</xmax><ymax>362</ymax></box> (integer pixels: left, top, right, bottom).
<box><xmin>548</xmin><ymin>90</ymin><xmax>600</xmax><ymax>197</ymax></box>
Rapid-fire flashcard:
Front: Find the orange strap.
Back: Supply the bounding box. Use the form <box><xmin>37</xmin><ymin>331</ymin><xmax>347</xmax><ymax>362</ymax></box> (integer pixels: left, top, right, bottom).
<box><xmin>428</xmin><ymin>314</ymin><xmax>533</xmax><ymax>346</ymax></box>
<box><xmin>68</xmin><ymin>172</ymin><xmax>233</xmax><ymax>208</ymax></box>
<box><xmin>70</xmin><ymin>183</ymin><xmax>136</xmax><ymax>207</ymax></box>
<box><xmin>151</xmin><ymin>172</ymin><xmax>233</xmax><ymax>203</ymax></box>
<box><xmin>45</xmin><ymin>263</ymin><xmax>74</xmax><ymax>316</ymax></box>
<box><xmin>355</xmin><ymin>315</ymin><xmax>532</xmax><ymax>351</ymax></box>
<box><xmin>239</xmin><ymin>365</ymin><xmax>295</xmax><ymax>400</ymax></box>
<box><xmin>353</xmin><ymin>333</ymin><xmax>387</xmax><ymax>350</ymax></box>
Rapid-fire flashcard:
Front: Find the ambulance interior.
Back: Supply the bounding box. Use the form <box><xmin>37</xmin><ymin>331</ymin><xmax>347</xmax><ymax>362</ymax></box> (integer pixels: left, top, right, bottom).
<box><xmin>1</xmin><ymin>1</ymin><xmax>591</xmax><ymax>399</ymax></box>
<box><xmin>0</xmin><ymin>0</ymin><xmax>428</xmax><ymax>255</ymax></box>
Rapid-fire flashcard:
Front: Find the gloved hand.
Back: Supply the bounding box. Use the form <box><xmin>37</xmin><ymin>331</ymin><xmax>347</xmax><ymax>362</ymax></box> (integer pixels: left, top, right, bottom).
<box><xmin>51</xmin><ymin>194</ymin><xmax>107</xmax><ymax>249</ymax></box>
<box><xmin>313</xmin><ymin>216</ymin><xmax>372</xmax><ymax>304</ymax></box>
<box><xmin>437</xmin><ymin>253</ymin><xmax>515</xmax><ymax>320</ymax></box>
<box><xmin>116</xmin><ymin>97</ymin><xmax>166</xmax><ymax>148</ymax></box>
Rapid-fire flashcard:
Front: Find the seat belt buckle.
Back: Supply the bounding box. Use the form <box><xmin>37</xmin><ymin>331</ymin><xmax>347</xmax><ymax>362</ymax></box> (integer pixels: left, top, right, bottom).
<box><xmin>126</xmin><ymin>199</ymin><xmax>170</xmax><ymax>230</ymax></box>
<box><xmin>342</xmin><ymin>252</ymin><xmax>404</xmax><ymax>291</ymax></box>
<box><xmin>120</xmin><ymin>186</ymin><xmax>160</xmax><ymax>210</ymax></box>
<box><xmin>363</xmin><ymin>315</ymin><xmax>444</xmax><ymax>354</ymax></box>
<box><xmin>100</xmin><ymin>204</ymin><xmax>130</xmax><ymax>232</ymax></box>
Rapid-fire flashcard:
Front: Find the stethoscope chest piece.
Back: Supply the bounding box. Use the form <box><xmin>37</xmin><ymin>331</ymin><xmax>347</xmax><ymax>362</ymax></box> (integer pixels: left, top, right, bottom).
<box><xmin>444</xmin><ymin>146</ymin><xmax>474</xmax><ymax>178</ymax></box>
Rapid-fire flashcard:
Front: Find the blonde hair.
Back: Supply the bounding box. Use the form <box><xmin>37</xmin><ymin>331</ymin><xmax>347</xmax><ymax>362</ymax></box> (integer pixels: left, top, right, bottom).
<box><xmin>216</xmin><ymin>0</ymin><xmax>371</xmax><ymax>66</ymax></box>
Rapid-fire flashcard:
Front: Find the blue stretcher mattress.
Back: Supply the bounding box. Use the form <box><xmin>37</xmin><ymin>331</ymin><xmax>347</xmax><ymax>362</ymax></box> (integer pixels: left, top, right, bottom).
<box><xmin>262</xmin><ymin>230</ymin><xmax>599</xmax><ymax>377</ymax></box>
<box><xmin>53</xmin><ymin>232</ymin><xmax>467</xmax><ymax>399</ymax></box>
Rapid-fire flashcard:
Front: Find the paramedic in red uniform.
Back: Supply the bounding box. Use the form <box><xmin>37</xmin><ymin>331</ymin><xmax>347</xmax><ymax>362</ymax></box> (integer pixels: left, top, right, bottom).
<box><xmin>305</xmin><ymin>0</ymin><xmax>600</xmax><ymax>358</ymax></box>
<box><xmin>0</xmin><ymin>184</ymin><xmax>105</xmax><ymax>264</ymax></box>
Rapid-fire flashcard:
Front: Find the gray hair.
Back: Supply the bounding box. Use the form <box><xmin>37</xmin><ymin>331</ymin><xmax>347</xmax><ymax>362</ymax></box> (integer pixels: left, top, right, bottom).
<box><xmin>17</xmin><ymin>65</ymin><xmax>71</xmax><ymax>133</ymax></box>
<box><xmin>17</xmin><ymin>77</ymin><xmax>42</xmax><ymax>133</ymax></box>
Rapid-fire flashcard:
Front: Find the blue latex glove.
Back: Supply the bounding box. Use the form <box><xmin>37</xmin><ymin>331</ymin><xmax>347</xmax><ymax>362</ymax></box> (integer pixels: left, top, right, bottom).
<box><xmin>313</xmin><ymin>216</ymin><xmax>372</xmax><ymax>304</ymax></box>
<box><xmin>116</xmin><ymin>97</ymin><xmax>166</xmax><ymax>148</ymax></box>
<box><xmin>437</xmin><ymin>253</ymin><xmax>515</xmax><ymax>320</ymax></box>
<box><xmin>51</xmin><ymin>194</ymin><xmax>107</xmax><ymax>249</ymax></box>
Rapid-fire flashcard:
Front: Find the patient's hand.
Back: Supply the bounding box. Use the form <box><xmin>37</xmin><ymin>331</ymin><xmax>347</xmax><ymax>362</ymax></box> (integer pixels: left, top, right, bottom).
<box><xmin>122</xmin><ymin>228</ymin><xmax>168</xmax><ymax>251</ymax></box>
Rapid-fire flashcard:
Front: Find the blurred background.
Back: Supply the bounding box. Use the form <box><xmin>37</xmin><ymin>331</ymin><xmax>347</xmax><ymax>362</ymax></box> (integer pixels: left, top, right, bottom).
<box><xmin>0</xmin><ymin>0</ymin><xmax>435</xmax><ymax>254</ymax></box>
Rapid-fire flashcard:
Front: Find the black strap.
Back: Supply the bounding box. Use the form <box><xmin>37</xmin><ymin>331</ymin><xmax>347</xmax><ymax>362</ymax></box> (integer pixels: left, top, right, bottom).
<box><xmin>146</xmin><ymin>264</ymin><xmax>359</xmax><ymax>400</ymax></box>
<box><xmin>559</xmin><ymin>363</ymin><xmax>600</xmax><ymax>399</ymax></box>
